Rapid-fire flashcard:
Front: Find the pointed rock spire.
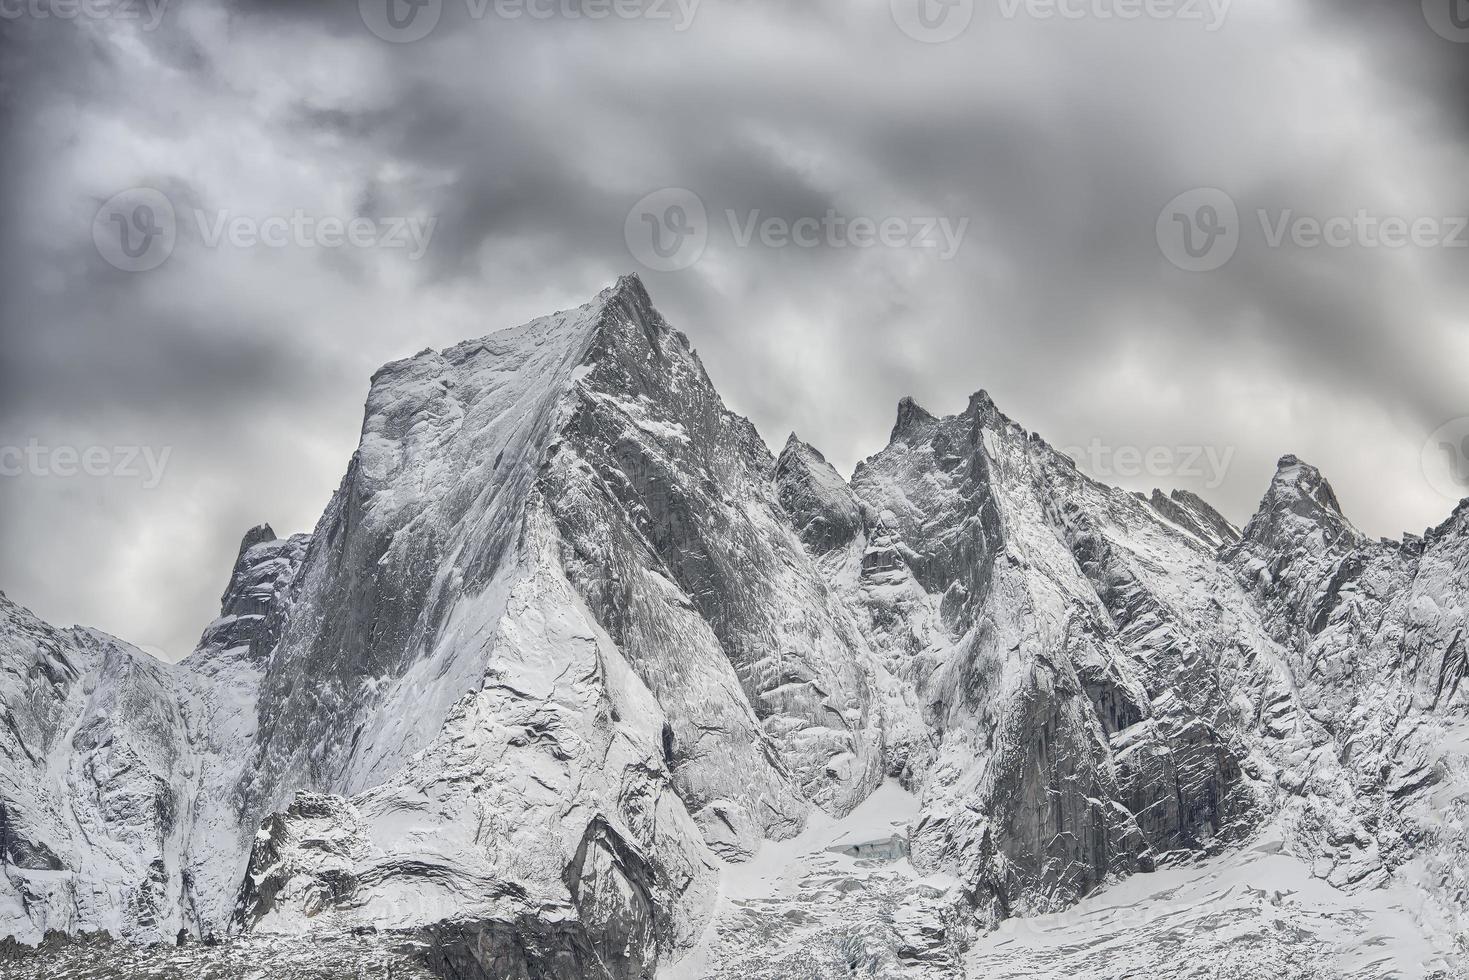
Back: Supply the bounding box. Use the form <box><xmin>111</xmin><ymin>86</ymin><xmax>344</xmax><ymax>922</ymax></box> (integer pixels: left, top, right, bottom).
<box><xmin>1239</xmin><ymin>455</ymin><xmax>1362</xmax><ymax>553</ymax></box>
<box><xmin>776</xmin><ymin>433</ymin><xmax>861</xmax><ymax>557</ymax></box>
<box><xmin>891</xmin><ymin>396</ymin><xmax>936</xmax><ymax>443</ymax></box>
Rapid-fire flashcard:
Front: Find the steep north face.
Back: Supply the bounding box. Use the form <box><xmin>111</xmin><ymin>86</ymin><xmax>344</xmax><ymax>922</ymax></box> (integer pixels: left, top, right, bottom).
<box><xmin>2</xmin><ymin>277</ymin><xmax>1466</xmax><ymax>977</ymax></box>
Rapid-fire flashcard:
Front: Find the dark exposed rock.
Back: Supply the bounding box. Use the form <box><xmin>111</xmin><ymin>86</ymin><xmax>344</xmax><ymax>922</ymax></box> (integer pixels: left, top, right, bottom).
<box><xmin>416</xmin><ymin>916</ymin><xmax>621</xmax><ymax>980</ymax></box>
<box><xmin>563</xmin><ymin>817</ymin><xmax>659</xmax><ymax>979</ymax></box>
<box><xmin>775</xmin><ymin>435</ymin><xmax>864</xmax><ymax>558</ymax></box>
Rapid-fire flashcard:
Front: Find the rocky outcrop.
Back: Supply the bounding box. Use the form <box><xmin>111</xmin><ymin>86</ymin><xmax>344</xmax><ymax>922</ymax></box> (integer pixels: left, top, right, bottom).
<box><xmin>545</xmin><ymin>282</ymin><xmax>884</xmax><ymax>828</ymax></box>
<box><xmin>776</xmin><ymin>435</ymin><xmax>865</xmax><ymax>559</ymax></box>
<box><xmin>836</xmin><ymin>392</ymin><xmax>1267</xmax><ymax>917</ymax></box>
<box><xmin>1225</xmin><ymin>457</ymin><xmax>1469</xmax><ymax>917</ymax></box>
<box><xmin>1144</xmin><ymin>488</ymin><xmax>1240</xmax><ymax>548</ymax></box>
<box><xmin>194</xmin><ymin>525</ymin><xmax>309</xmax><ymax>658</ymax></box>
<box><xmin>0</xmin><ymin>594</ymin><xmax>192</xmax><ymax>944</ymax></box>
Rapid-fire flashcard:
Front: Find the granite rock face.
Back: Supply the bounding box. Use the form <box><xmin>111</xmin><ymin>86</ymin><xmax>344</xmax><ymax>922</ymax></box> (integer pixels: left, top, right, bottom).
<box><xmin>1224</xmin><ymin>457</ymin><xmax>1469</xmax><ymax>925</ymax></box>
<box><xmin>2</xmin><ymin>277</ymin><xmax>1467</xmax><ymax>976</ymax></box>
<box><xmin>194</xmin><ymin>525</ymin><xmax>309</xmax><ymax>658</ymax></box>
<box><xmin>821</xmin><ymin>391</ymin><xmax>1280</xmax><ymax>919</ymax></box>
<box><xmin>0</xmin><ymin>596</ymin><xmax>192</xmax><ymax>944</ymax></box>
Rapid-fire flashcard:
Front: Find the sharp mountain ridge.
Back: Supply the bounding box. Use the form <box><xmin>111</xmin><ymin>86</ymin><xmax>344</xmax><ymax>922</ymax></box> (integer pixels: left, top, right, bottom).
<box><xmin>2</xmin><ymin>276</ymin><xmax>1466</xmax><ymax>979</ymax></box>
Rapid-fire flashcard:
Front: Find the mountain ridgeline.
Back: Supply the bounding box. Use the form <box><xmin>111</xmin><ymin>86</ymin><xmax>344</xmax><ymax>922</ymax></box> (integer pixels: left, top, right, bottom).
<box><xmin>2</xmin><ymin>277</ymin><xmax>1466</xmax><ymax>978</ymax></box>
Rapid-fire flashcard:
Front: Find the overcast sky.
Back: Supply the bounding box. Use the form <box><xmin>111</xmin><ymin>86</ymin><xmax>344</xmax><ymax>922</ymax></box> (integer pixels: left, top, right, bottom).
<box><xmin>1</xmin><ymin>0</ymin><xmax>1466</xmax><ymax>660</ymax></box>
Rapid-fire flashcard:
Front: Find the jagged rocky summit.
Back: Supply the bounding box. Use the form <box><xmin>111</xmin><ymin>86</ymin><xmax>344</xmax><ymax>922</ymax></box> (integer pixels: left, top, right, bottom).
<box><xmin>2</xmin><ymin>276</ymin><xmax>1466</xmax><ymax>979</ymax></box>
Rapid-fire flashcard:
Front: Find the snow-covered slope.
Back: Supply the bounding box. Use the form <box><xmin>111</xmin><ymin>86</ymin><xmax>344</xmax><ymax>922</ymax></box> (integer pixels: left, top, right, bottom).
<box><xmin>1226</xmin><ymin>458</ymin><xmax>1469</xmax><ymax>945</ymax></box>
<box><xmin>2</xmin><ymin>276</ymin><xmax>1466</xmax><ymax>978</ymax></box>
<box><xmin>0</xmin><ymin>593</ymin><xmax>193</xmax><ymax>944</ymax></box>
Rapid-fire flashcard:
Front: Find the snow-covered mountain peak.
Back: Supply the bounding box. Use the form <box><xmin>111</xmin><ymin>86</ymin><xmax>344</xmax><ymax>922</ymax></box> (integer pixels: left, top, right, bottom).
<box><xmin>964</xmin><ymin>387</ymin><xmax>999</xmax><ymax>419</ymax></box>
<box><xmin>1265</xmin><ymin>453</ymin><xmax>1347</xmax><ymax>516</ymax></box>
<box><xmin>777</xmin><ymin>431</ymin><xmax>834</xmax><ymax>466</ymax></box>
<box><xmin>961</xmin><ymin>388</ymin><xmax>1032</xmax><ymax>450</ymax></box>
<box><xmin>360</xmin><ymin>274</ymin><xmax>659</xmax><ymax>412</ymax></box>
<box><xmin>891</xmin><ymin>395</ymin><xmax>937</xmax><ymax>442</ymax></box>
<box><xmin>775</xmin><ymin>433</ymin><xmax>863</xmax><ymax>558</ymax></box>
<box><xmin>236</xmin><ymin>522</ymin><xmax>276</xmax><ymax>554</ymax></box>
<box><xmin>1237</xmin><ymin>453</ymin><xmax>1362</xmax><ymax>554</ymax></box>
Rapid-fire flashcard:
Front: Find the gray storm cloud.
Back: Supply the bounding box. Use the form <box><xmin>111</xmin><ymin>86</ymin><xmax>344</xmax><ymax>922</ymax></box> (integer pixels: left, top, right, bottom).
<box><xmin>0</xmin><ymin>0</ymin><xmax>1465</xmax><ymax>659</ymax></box>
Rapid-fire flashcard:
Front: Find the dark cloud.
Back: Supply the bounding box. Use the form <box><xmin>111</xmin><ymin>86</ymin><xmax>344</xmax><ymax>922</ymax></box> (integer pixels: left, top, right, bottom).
<box><xmin>0</xmin><ymin>0</ymin><xmax>1465</xmax><ymax>658</ymax></box>
<box><xmin>1307</xmin><ymin>0</ymin><xmax>1469</xmax><ymax>136</ymax></box>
